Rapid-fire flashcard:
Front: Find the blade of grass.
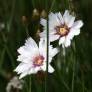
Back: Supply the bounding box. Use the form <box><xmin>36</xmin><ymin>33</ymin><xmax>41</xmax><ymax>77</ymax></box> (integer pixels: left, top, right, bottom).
<box><xmin>7</xmin><ymin>0</ymin><xmax>16</xmax><ymax>32</ymax></box>
<box><xmin>72</xmin><ymin>41</ymin><xmax>76</xmax><ymax>92</ymax></box>
<box><xmin>5</xmin><ymin>45</ymin><xmax>15</xmax><ymax>68</ymax></box>
<box><xmin>0</xmin><ymin>48</ymin><xmax>6</xmax><ymax>69</ymax></box>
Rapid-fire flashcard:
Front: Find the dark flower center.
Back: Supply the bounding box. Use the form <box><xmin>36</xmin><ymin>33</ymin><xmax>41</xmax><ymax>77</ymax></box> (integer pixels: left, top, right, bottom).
<box><xmin>33</xmin><ymin>55</ymin><xmax>44</xmax><ymax>66</ymax></box>
<box><xmin>55</xmin><ymin>24</ymin><xmax>70</xmax><ymax>37</ymax></box>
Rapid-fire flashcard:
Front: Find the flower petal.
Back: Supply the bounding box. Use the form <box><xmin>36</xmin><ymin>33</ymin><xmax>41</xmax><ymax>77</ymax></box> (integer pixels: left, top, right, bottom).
<box><xmin>68</xmin><ymin>15</ymin><xmax>75</xmax><ymax>28</ymax></box>
<box><xmin>18</xmin><ymin>37</ymin><xmax>38</xmax><ymax>55</ymax></box>
<box><xmin>40</xmin><ymin>18</ymin><xmax>47</xmax><ymax>27</ymax></box>
<box><xmin>39</xmin><ymin>30</ymin><xmax>57</xmax><ymax>40</ymax></box>
<box><xmin>28</xmin><ymin>67</ymin><xmax>40</xmax><ymax>74</ymax></box>
<box><xmin>14</xmin><ymin>63</ymin><xmax>31</xmax><ymax>74</ymax></box>
<box><xmin>63</xmin><ymin>10</ymin><xmax>70</xmax><ymax>23</ymax></box>
<box><xmin>55</xmin><ymin>12</ymin><xmax>64</xmax><ymax>24</ymax></box>
<box><xmin>69</xmin><ymin>28</ymin><xmax>81</xmax><ymax>38</ymax></box>
<box><xmin>19</xmin><ymin>72</ymin><xmax>28</xmax><ymax>79</ymax></box>
<box><xmin>59</xmin><ymin>37</ymin><xmax>65</xmax><ymax>45</ymax></box>
<box><xmin>48</xmin><ymin>65</ymin><xmax>54</xmax><ymax>73</ymax></box>
<box><xmin>25</xmin><ymin>37</ymin><xmax>38</xmax><ymax>50</ymax></box>
<box><xmin>50</xmin><ymin>48</ymin><xmax>59</xmax><ymax>57</ymax></box>
<box><xmin>49</xmin><ymin>34</ymin><xmax>60</xmax><ymax>42</ymax></box>
<box><xmin>49</xmin><ymin>12</ymin><xmax>61</xmax><ymax>29</ymax></box>
<box><xmin>64</xmin><ymin>39</ymin><xmax>71</xmax><ymax>47</ymax></box>
<box><xmin>41</xmin><ymin>64</ymin><xmax>46</xmax><ymax>71</ymax></box>
<box><xmin>72</xmin><ymin>20</ymin><xmax>83</xmax><ymax>29</ymax></box>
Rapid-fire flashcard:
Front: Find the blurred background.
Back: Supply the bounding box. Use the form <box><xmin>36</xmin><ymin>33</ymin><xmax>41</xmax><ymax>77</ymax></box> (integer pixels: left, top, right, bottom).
<box><xmin>0</xmin><ymin>0</ymin><xmax>92</xmax><ymax>92</ymax></box>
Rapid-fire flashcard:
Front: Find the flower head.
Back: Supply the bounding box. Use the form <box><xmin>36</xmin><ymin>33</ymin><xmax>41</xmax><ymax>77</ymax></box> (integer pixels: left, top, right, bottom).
<box><xmin>6</xmin><ymin>76</ymin><xmax>24</xmax><ymax>92</ymax></box>
<box><xmin>14</xmin><ymin>37</ymin><xmax>59</xmax><ymax>79</ymax></box>
<box><xmin>40</xmin><ymin>10</ymin><xmax>83</xmax><ymax>47</ymax></box>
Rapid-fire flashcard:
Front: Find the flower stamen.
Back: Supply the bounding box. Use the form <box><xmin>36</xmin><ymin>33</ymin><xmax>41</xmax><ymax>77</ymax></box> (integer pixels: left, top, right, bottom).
<box><xmin>33</xmin><ymin>56</ymin><xmax>44</xmax><ymax>66</ymax></box>
<box><xmin>55</xmin><ymin>24</ymin><xmax>69</xmax><ymax>37</ymax></box>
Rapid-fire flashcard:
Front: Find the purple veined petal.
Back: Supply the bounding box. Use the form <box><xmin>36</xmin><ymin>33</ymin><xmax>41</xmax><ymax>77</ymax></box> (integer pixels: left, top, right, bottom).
<box><xmin>63</xmin><ymin>10</ymin><xmax>75</xmax><ymax>28</ymax></box>
<box><xmin>49</xmin><ymin>12</ymin><xmax>61</xmax><ymax>27</ymax></box>
<box><xmin>63</xmin><ymin>10</ymin><xmax>70</xmax><ymax>24</ymax></box>
<box><xmin>55</xmin><ymin>12</ymin><xmax>64</xmax><ymax>24</ymax></box>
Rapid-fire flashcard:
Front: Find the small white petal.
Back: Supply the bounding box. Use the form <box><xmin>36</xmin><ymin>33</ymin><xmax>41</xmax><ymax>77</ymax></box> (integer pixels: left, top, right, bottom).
<box><xmin>28</xmin><ymin>67</ymin><xmax>40</xmax><ymax>74</ymax></box>
<box><xmin>18</xmin><ymin>37</ymin><xmax>39</xmax><ymax>55</ymax></box>
<box><xmin>63</xmin><ymin>10</ymin><xmax>69</xmax><ymax>18</ymax></box>
<box><xmin>49</xmin><ymin>12</ymin><xmax>60</xmax><ymax>28</ymax></box>
<box><xmin>50</xmin><ymin>48</ymin><xmax>59</xmax><ymax>57</ymax></box>
<box><xmin>72</xmin><ymin>20</ymin><xmax>83</xmax><ymax>29</ymax></box>
<box><xmin>74</xmin><ymin>29</ymin><xmax>80</xmax><ymax>35</ymax></box>
<box><xmin>17</xmin><ymin>54</ymin><xmax>33</xmax><ymax>63</ymax></box>
<box><xmin>55</xmin><ymin>12</ymin><xmax>64</xmax><ymax>24</ymax></box>
<box><xmin>48</xmin><ymin>65</ymin><xmax>54</xmax><ymax>73</ymax></box>
<box><xmin>68</xmin><ymin>15</ymin><xmax>75</xmax><ymax>27</ymax></box>
<box><xmin>66</xmin><ymin>30</ymin><xmax>75</xmax><ymax>40</ymax></box>
<box><xmin>63</xmin><ymin>10</ymin><xmax>76</xmax><ymax>28</ymax></box>
<box><xmin>69</xmin><ymin>28</ymin><xmax>81</xmax><ymax>37</ymax></box>
<box><xmin>49</xmin><ymin>34</ymin><xmax>60</xmax><ymax>42</ymax></box>
<box><xmin>39</xmin><ymin>39</ymin><xmax>47</xmax><ymax>58</ymax></box>
<box><xmin>64</xmin><ymin>39</ymin><xmax>71</xmax><ymax>47</ymax></box>
<box><xmin>14</xmin><ymin>63</ymin><xmax>31</xmax><ymax>74</ymax></box>
<box><xmin>19</xmin><ymin>72</ymin><xmax>28</xmax><ymax>79</ymax></box>
<box><xmin>41</xmin><ymin>64</ymin><xmax>46</xmax><ymax>71</ymax></box>
<box><xmin>40</xmin><ymin>31</ymin><xmax>59</xmax><ymax>42</ymax></box>
<box><xmin>63</xmin><ymin>10</ymin><xmax>70</xmax><ymax>24</ymax></box>
<box><xmin>25</xmin><ymin>37</ymin><xmax>38</xmax><ymax>49</ymax></box>
<box><xmin>40</xmin><ymin>18</ymin><xmax>47</xmax><ymax>27</ymax></box>
<box><xmin>59</xmin><ymin>37</ymin><xmax>65</xmax><ymax>45</ymax></box>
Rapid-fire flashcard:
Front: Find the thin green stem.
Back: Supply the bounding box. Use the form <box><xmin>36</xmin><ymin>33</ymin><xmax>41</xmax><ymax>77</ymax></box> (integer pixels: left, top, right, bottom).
<box><xmin>31</xmin><ymin>0</ymin><xmax>35</xmax><ymax>8</ymax></box>
<box><xmin>25</xmin><ymin>25</ymin><xmax>29</xmax><ymax>38</ymax></box>
<box><xmin>7</xmin><ymin>0</ymin><xmax>16</xmax><ymax>32</ymax></box>
<box><xmin>1</xmin><ymin>31</ymin><xmax>7</xmax><ymax>43</ymax></box>
<box><xmin>49</xmin><ymin>0</ymin><xmax>56</xmax><ymax>12</ymax></box>
<box><xmin>0</xmin><ymin>48</ymin><xmax>5</xmax><ymax>69</ymax></box>
<box><xmin>82</xmin><ymin>71</ymin><xmax>84</xmax><ymax>92</ymax></box>
<box><xmin>29</xmin><ymin>76</ymin><xmax>31</xmax><ymax>92</ymax></box>
<box><xmin>5</xmin><ymin>45</ymin><xmax>15</xmax><ymax>68</ymax></box>
<box><xmin>1</xmin><ymin>32</ymin><xmax>15</xmax><ymax>68</ymax></box>
<box><xmin>72</xmin><ymin>42</ymin><xmax>76</xmax><ymax>92</ymax></box>
<box><xmin>45</xmin><ymin>0</ymin><xmax>49</xmax><ymax>92</ymax></box>
<box><xmin>72</xmin><ymin>61</ymin><xmax>75</xmax><ymax>92</ymax></box>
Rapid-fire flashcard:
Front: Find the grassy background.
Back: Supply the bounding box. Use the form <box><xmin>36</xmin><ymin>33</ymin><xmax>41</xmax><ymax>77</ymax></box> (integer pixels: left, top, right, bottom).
<box><xmin>0</xmin><ymin>0</ymin><xmax>92</xmax><ymax>92</ymax></box>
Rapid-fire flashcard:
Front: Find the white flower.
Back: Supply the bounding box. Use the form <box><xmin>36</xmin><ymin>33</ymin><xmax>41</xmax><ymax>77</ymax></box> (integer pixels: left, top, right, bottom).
<box><xmin>14</xmin><ymin>37</ymin><xmax>59</xmax><ymax>79</ymax></box>
<box><xmin>6</xmin><ymin>76</ymin><xmax>24</xmax><ymax>92</ymax></box>
<box><xmin>40</xmin><ymin>10</ymin><xmax>83</xmax><ymax>47</ymax></box>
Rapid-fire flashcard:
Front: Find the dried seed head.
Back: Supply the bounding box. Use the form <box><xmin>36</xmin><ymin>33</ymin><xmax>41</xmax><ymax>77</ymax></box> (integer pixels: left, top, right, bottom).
<box><xmin>21</xmin><ymin>16</ymin><xmax>27</xmax><ymax>24</ymax></box>
<box><xmin>32</xmin><ymin>9</ymin><xmax>39</xmax><ymax>17</ymax></box>
<box><xmin>40</xmin><ymin>10</ymin><xmax>47</xmax><ymax>18</ymax></box>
